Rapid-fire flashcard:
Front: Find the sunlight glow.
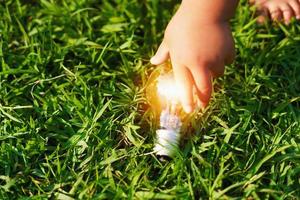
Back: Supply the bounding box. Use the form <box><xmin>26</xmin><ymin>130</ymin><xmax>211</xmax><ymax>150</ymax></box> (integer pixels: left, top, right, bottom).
<box><xmin>157</xmin><ymin>74</ymin><xmax>180</xmax><ymax>101</ymax></box>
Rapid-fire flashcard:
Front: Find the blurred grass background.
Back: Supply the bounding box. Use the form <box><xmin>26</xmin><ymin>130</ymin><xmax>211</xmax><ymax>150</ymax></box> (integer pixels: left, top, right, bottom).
<box><xmin>0</xmin><ymin>0</ymin><xmax>299</xmax><ymax>199</ymax></box>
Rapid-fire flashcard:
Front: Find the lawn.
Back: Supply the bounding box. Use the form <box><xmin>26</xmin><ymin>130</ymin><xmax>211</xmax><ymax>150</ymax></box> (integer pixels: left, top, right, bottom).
<box><xmin>0</xmin><ymin>0</ymin><xmax>300</xmax><ymax>199</ymax></box>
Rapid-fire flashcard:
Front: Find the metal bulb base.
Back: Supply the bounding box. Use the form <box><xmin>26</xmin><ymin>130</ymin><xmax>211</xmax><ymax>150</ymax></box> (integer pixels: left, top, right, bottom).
<box><xmin>154</xmin><ymin>129</ymin><xmax>180</xmax><ymax>157</ymax></box>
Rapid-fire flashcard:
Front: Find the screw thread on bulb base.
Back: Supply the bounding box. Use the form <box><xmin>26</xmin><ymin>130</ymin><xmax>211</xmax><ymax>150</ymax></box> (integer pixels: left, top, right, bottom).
<box><xmin>154</xmin><ymin>129</ymin><xmax>180</xmax><ymax>157</ymax></box>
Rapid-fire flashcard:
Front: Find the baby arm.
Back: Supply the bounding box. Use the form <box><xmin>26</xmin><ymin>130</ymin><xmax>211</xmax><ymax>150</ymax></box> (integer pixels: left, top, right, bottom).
<box><xmin>151</xmin><ymin>0</ymin><xmax>239</xmax><ymax>113</ymax></box>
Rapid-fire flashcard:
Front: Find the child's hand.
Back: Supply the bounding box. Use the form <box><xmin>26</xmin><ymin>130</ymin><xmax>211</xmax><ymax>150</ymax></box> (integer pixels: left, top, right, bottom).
<box><xmin>251</xmin><ymin>0</ymin><xmax>300</xmax><ymax>24</ymax></box>
<box><xmin>151</xmin><ymin>3</ymin><xmax>235</xmax><ymax>113</ymax></box>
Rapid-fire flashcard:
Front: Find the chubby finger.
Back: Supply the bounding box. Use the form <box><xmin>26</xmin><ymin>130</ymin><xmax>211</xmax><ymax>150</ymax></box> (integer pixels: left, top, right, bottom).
<box><xmin>171</xmin><ymin>58</ymin><xmax>194</xmax><ymax>113</ymax></box>
<box><xmin>225</xmin><ymin>40</ymin><xmax>235</xmax><ymax>66</ymax></box>
<box><xmin>250</xmin><ymin>0</ymin><xmax>268</xmax><ymax>6</ymax></box>
<box><xmin>270</xmin><ymin>10</ymin><xmax>282</xmax><ymax>21</ymax></box>
<box><xmin>289</xmin><ymin>0</ymin><xmax>300</xmax><ymax>19</ymax></box>
<box><xmin>150</xmin><ymin>40</ymin><xmax>169</xmax><ymax>65</ymax></box>
<box><xmin>253</xmin><ymin>0</ymin><xmax>269</xmax><ymax>23</ymax></box>
<box><xmin>209</xmin><ymin>60</ymin><xmax>225</xmax><ymax>78</ymax></box>
<box><xmin>257</xmin><ymin>14</ymin><xmax>267</xmax><ymax>23</ymax></box>
<box><xmin>267</xmin><ymin>3</ymin><xmax>282</xmax><ymax>21</ymax></box>
<box><xmin>190</xmin><ymin>64</ymin><xmax>212</xmax><ymax>109</ymax></box>
<box><xmin>280</xmin><ymin>3</ymin><xmax>294</xmax><ymax>24</ymax></box>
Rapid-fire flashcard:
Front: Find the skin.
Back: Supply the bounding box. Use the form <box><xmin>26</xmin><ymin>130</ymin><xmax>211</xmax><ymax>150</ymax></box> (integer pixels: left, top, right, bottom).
<box><xmin>251</xmin><ymin>0</ymin><xmax>300</xmax><ymax>24</ymax></box>
<box><xmin>151</xmin><ymin>0</ymin><xmax>300</xmax><ymax>113</ymax></box>
<box><xmin>151</xmin><ymin>0</ymin><xmax>239</xmax><ymax>113</ymax></box>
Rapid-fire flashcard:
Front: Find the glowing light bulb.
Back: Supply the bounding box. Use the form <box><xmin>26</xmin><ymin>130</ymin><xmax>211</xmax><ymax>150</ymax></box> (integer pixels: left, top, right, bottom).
<box><xmin>157</xmin><ymin>75</ymin><xmax>181</xmax><ymax>102</ymax></box>
<box><xmin>154</xmin><ymin>73</ymin><xmax>182</xmax><ymax>158</ymax></box>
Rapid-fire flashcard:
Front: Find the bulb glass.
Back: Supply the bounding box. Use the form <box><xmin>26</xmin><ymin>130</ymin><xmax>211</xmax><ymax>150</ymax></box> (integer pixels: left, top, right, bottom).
<box><xmin>154</xmin><ymin>73</ymin><xmax>182</xmax><ymax>158</ymax></box>
<box><xmin>157</xmin><ymin>74</ymin><xmax>180</xmax><ymax>102</ymax></box>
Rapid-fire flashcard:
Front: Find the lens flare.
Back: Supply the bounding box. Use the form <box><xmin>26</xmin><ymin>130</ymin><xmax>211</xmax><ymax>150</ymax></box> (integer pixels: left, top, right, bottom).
<box><xmin>157</xmin><ymin>74</ymin><xmax>180</xmax><ymax>102</ymax></box>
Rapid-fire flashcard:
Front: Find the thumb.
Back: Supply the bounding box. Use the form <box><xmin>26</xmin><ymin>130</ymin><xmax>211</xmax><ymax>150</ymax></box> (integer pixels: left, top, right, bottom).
<box><xmin>150</xmin><ymin>40</ymin><xmax>169</xmax><ymax>65</ymax></box>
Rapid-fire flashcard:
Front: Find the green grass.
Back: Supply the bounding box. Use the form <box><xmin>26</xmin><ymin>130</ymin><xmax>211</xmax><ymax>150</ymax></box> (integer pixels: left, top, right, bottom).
<box><xmin>0</xmin><ymin>0</ymin><xmax>300</xmax><ymax>199</ymax></box>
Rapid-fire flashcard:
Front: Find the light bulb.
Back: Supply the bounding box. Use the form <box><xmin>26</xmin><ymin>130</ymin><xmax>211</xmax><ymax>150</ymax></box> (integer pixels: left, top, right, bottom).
<box><xmin>153</xmin><ymin>73</ymin><xmax>182</xmax><ymax>158</ymax></box>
